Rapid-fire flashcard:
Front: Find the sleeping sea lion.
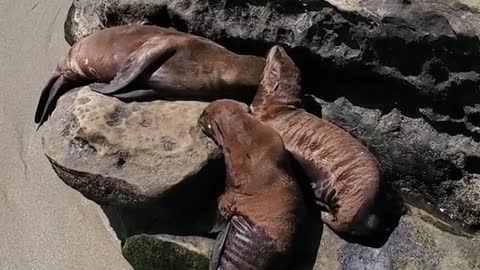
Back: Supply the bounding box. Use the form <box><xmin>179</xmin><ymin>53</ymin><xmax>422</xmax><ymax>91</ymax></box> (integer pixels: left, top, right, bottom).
<box><xmin>250</xmin><ymin>46</ymin><xmax>381</xmax><ymax>237</ymax></box>
<box><xmin>198</xmin><ymin>99</ymin><xmax>304</xmax><ymax>270</ymax></box>
<box><xmin>35</xmin><ymin>25</ymin><xmax>265</xmax><ymax>128</ymax></box>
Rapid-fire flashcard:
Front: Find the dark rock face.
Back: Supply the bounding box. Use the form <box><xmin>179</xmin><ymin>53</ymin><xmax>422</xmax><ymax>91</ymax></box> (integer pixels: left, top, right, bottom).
<box><xmin>64</xmin><ymin>0</ymin><xmax>480</xmax><ymax>231</ymax></box>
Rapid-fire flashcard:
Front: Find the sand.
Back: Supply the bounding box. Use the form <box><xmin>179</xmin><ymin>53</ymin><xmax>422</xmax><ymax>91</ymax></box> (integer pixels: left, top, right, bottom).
<box><xmin>0</xmin><ymin>0</ymin><xmax>132</xmax><ymax>269</ymax></box>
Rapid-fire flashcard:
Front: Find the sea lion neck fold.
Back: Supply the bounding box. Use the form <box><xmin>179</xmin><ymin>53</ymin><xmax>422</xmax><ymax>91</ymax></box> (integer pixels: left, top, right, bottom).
<box><xmin>198</xmin><ymin>99</ymin><xmax>286</xmax><ymax>191</ymax></box>
<box><xmin>251</xmin><ymin>46</ymin><xmax>302</xmax><ymax>113</ymax></box>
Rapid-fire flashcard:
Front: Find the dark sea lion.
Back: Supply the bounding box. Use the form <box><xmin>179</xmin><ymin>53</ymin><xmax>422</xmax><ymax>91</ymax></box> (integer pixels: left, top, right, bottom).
<box><xmin>198</xmin><ymin>99</ymin><xmax>304</xmax><ymax>270</ymax></box>
<box><xmin>35</xmin><ymin>25</ymin><xmax>265</xmax><ymax>128</ymax></box>
<box><xmin>250</xmin><ymin>46</ymin><xmax>381</xmax><ymax>237</ymax></box>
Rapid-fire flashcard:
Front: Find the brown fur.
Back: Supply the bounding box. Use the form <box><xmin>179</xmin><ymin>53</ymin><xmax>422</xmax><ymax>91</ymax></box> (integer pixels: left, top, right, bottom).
<box><xmin>35</xmin><ymin>25</ymin><xmax>265</xmax><ymax>127</ymax></box>
<box><xmin>250</xmin><ymin>46</ymin><xmax>381</xmax><ymax>236</ymax></box>
<box><xmin>199</xmin><ymin>99</ymin><xmax>304</xmax><ymax>262</ymax></box>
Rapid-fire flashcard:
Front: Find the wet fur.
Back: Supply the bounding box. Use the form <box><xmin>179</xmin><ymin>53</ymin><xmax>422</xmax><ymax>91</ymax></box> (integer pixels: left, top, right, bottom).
<box><xmin>199</xmin><ymin>99</ymin><xmax>304</xmax><ymax>270</ymax></box>
<box><xmin>35</xmin><ymin>25</ymin><xmax>265</xmax><ymax>127</ymax></box>
<box><xmin>251</xmin><ymin>46</ymin><xmax>381</xmax><ymax>236</ymax></box>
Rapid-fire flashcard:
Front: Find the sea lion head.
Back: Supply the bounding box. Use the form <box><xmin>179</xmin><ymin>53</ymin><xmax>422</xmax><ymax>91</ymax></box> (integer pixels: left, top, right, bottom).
<box><xmin>251</xmin><ymin>45</ymin><xmax>302</xmax><ymax>112</ymax></box>
<box><xmin>198</xmin><ymin>99</ymin><xmax>250</xmax><ymax>148</ymax></box>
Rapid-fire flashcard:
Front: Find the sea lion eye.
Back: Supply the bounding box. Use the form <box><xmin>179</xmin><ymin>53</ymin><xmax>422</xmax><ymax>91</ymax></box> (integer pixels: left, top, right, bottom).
<box><xmin>207</xmin><ymin>124</ymin><xmax>212</xmax><ymax>130</ymax></box>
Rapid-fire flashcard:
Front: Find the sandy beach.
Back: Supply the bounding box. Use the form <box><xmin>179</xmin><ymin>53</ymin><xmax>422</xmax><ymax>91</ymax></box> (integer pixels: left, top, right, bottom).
<box><xmin>0</xmin><ymin>0</ymin><xmax>132</xmax><ymax>269</ymax></box>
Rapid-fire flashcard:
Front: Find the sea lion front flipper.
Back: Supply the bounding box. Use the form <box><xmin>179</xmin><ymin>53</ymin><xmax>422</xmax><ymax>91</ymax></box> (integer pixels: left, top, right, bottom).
<box><xmin>209</xmin><ymin>220</ymin><xmax>231</xmax><ymax>270</ymax></box>
<box><xmin>210</xmin><ymin>216</ymin><xmax>278</xmax><ymax>270</ymax></box>
<box><xmin>209</xmin><ymin>216</ymin><xmax>228</xmax><ymax>235</ymax></box>
<box><xmin>296</xmin><ymin>155</ymin><xmax>339</xmax><ymax>215</ymax></box>
<box><xmin>89</xmin><ymin>38</ymin><xmax>176</xmax><ymax>95</ymax></box>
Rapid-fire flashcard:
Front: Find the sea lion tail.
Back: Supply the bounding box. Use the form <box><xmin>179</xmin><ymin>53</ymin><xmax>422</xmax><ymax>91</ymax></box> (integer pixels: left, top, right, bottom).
<box><xmin>34</xmin><ymin>74</ymin><xmax>69</xmax><ymax>129</ymax></box>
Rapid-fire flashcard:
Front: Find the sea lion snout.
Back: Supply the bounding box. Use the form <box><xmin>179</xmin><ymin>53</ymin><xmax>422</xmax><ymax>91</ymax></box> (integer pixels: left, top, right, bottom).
<box><xmin>265</xmin><ymin>45</ymin><xmax>299</xmax><ymax>77</ymax></box>
<box><xmin>198</xmin><ymin>99</ymin><xmax>249</xmax><ymax>146</ymax></box>
<box><xmin>266</xmin><ymin>45</ymin><xmax>286</xmax><ymax>60</ymax></box>
<box><xmin>251</xmin><ymin>46</ymin><xmax>302</xmax><ymax>111</ymax></box>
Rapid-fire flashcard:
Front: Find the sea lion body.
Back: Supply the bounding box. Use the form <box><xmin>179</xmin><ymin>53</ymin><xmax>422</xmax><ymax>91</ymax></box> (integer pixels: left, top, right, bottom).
<box><xmin>35</xmin><ymin>25</ymin><xmax>265</xmax><ymax>127</ymax></box>
<box><xmin>199</xmin><ymin>99</ymin><xmax>304</xmax><ymax>270</ymax></box>
<box><xmin>251</xmin><ymin>46</ymin><xmax>381</xmax><ymax>237</ymax></box>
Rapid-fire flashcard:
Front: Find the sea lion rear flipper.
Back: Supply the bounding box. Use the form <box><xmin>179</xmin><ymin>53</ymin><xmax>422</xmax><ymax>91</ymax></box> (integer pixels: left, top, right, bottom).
<box><xmin>35</xmin><ymin>75</ymin><xmax>71</xmax><ymax>129</ymax></box>
<box><xmin>35</xmin><ymin>74</ymin><xmax>60</xmax><ymax>124</ymax></box>
<box><xmin>209</xmin><ymin>220</ymin><xmax>231</xmax><ymax>270</ymax></box>
<box><xmin>89</xmin><ymin>38</ymin><xmax>176</xmax><ymax>95</ymax></box>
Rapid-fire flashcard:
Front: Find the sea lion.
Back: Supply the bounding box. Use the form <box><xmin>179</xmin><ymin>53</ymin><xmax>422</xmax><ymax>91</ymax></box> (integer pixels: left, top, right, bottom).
<box><xmin>198</xmin><ymin>99</ymin><xmax>304</xmax><ymax>270</ymax></box>
<box><xmin>250</xmin><ymin>46</ymin><xmax>381</xmax><ymax>237</ymax></box>
<box><xmin>34</xmin><ymin>25</ymin><xmax>265</xmax><ymax>128</ymax></box>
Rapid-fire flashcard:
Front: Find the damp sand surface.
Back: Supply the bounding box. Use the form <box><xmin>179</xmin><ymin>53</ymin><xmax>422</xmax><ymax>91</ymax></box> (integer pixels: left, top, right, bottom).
<box><xmin>0</xmin><ymin>0</ymin><xmax>132</xmax><ymax>269</ymax></box>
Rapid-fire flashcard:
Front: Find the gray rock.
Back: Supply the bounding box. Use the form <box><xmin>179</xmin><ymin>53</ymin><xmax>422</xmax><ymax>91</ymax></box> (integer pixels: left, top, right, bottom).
<box><xmin>64</xmin><ymin>0</ymin><xmax>480</xmax><ymax>231</ymax></box>
<box><xmin>313</xmin><ymin>207</ymin><xmax>480</xmax><ymax>270</ymax></box>
<box><xmin>41</xmin><ymin>87</ymin><xmax>221</xmax><ymax>207</ymax></box>
<box><xmin>117</xmin><ymin>207</ymin><xmax>480</xmax><ymax>270</ymax></box>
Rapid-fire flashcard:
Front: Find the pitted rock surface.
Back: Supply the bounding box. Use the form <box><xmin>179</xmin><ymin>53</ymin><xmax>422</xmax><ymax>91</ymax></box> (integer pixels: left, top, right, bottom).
<box><xmin>64</xmin><ymin>0</ymin><xmax>480</xmax><ymax>230</ymax></box>
<box><xmin>42</xmin><ymin>87</ymin><xmax>220</xmax><ymax>207</ymax></box>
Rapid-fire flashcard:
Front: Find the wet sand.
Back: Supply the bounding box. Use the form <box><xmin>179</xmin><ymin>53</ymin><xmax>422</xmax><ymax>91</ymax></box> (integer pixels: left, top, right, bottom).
<box><xmin>0</xmin><ymin>1</ymin><xmax>132</xmax><ymax>269</ymax></box>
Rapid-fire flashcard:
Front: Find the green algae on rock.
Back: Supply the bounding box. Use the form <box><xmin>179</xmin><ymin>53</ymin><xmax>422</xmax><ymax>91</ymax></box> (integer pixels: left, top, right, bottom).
<box><xmin>122</xmin><ymin>235</ymin><xmax>211</xmax><ymax>270</ymax></box>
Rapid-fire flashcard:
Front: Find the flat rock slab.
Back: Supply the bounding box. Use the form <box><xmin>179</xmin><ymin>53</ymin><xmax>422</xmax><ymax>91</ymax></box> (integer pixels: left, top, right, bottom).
<box><xmin>42</xmin><ymin>87</ymin><xmax>220</xmax><ymax>207</ymax></box>
<box><xmin>314</xmin><ymin>208</ymin><xmax>480</xmax><ymax>270</ymax></box>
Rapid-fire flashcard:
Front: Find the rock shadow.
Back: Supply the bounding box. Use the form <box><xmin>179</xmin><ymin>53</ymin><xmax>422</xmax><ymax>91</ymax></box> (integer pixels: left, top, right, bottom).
<box><xmin>101</xmin><ymin>158</ymin><xmax>226</xmax><ymax>241</ymax></box>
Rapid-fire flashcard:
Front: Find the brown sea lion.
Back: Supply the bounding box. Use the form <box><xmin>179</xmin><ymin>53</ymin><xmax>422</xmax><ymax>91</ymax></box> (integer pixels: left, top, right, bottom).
<box><xmin>250</xmin><ymin>46</ymin><xmax>381</xmax><ymax>237</ymax></box>
<box><xmin>34</xmin><ymin>25</ymin><xmax>265</xmax><ymax>128</ymax></box>
<box><xmin>198</xmin><ymin>99</ymin><xmax>304</xmax><ymax>270</ymax></box>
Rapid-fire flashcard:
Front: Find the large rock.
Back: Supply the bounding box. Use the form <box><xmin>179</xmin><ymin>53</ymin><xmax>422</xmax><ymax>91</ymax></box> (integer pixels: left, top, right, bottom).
<box><xmin>42</xmin><ymin>87</ymin><xmax>224</xmax><ymax>234</ymax></box>
<box><xmin>64</xmin><ymin>0</ymin><xmax>480</xmax><ymax>231</ymax></box>
<box><xmin>42</xmin><ymin>85</ymin><xmax>222</xmax><ymax>207</ymax></box>
<box><xmin>117</xmin><ymin>207</ymin><xmax>480</xmax><ymax>270</ymax></box>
